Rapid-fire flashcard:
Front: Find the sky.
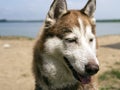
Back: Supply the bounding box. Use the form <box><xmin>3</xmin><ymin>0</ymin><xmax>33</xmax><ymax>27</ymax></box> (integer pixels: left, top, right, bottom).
<box><xmin>0</xmin><ymin>0</ymin><xmax>120</xmax><ymax>20</ymax></box>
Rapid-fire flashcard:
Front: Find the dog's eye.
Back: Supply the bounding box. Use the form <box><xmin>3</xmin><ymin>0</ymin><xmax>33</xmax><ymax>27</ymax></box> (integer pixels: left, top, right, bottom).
<box><xmin>89</xmin><ymin>38</ymin><xmax>94</xmax><ymax>42</ymax></box>
<box><xmin>65</xmin><ymin>38</ymin><xmax>77</xmax><ymax>43</ymax></box>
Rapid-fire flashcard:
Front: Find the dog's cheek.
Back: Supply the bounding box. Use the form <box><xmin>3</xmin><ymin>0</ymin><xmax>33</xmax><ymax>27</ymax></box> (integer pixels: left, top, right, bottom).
<box><xmin>44</xmin><ymin>37</ymin><xmax>64</xmax><ymax>55</ymax></box>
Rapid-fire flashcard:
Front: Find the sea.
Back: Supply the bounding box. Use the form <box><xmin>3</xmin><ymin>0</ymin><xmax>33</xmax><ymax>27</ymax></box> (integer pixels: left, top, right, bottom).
<box><xmin>0</xmin><ymin>22</ymin><xmax>120</xmax><ymax>38</ymax></box>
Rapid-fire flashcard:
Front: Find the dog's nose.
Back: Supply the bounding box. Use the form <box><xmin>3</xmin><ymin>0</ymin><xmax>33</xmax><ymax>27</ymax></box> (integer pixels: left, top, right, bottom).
<box><xmin>85</xmin><ymin>62</ymin><xmax>99</xmax><ymax>75</ymax></box>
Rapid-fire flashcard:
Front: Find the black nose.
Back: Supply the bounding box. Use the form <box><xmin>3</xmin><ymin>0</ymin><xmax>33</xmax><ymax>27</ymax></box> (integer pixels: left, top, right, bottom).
<box><xmin>85</xmin><ymin>63</ymin><xmax>99</xmax><ymax>75</ymax></box>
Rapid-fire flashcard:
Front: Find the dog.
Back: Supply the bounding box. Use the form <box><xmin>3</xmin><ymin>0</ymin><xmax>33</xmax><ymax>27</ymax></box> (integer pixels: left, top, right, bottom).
<box><xmin>33</xmin><ymin>0</ymin><xmax>99</xmax><ymax>90</ymax></box>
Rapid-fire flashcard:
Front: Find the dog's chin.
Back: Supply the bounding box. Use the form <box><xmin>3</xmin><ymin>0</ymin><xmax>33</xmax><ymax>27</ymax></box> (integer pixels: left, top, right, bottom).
<box><xmin>64</xmin><ymin>57</ymin><xmax>91</xmax><ymax>84</ymax></box>
<box><xmin>75</xmin><ymin>72</ymin><xmax>91</xmax><ymax>84</ymax></box>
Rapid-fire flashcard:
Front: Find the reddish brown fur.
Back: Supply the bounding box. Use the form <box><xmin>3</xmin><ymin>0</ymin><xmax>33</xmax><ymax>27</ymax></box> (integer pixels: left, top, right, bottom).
<box><xmin>44</xmin><ymin>10</ymin><xmax>96</xmax><ymax>39</ymax></box>
<box><xmin>33</xmin><ymin>10</ymin><xmax>97</xmax><ymax>90</ymax></box>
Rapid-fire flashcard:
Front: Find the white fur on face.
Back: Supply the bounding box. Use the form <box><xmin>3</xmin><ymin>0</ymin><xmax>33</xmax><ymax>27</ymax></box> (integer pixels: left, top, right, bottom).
<box><xmin>63</xmin><ymin>18</ymin><xmax>99</xmax><ymax>74</ymax></box>
<box><xmin>44</xmin><ymin>37</ymin><xmax>63</xmax><ymax>57</ymax></box>
<box><xmin>43</xmin><ymin>37</ymin><xmax>77</xmax><ymax>88</ymax></box>
<box><xmin>41</xmin><ymin>18</ymin><xmax>99</xmax><ymax>88</ymax></box>
<box><xmin>85</xmin><ymin>25</ymin><xmax>96</xmax><ymax>53</ymax></box>
<box><xmin>85</xmin><ymin>25</ymin><xmax>99</xmax><ymax>65</ymax></box>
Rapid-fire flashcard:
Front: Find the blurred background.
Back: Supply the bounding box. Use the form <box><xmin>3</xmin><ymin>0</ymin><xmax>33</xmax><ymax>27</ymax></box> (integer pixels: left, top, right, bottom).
<box><xmin>0</xmin><ymin>0</ymin><xmax>120</xmax><ymax>38</ymax></box>
<box><xmin>0</xmin><ymin>0</ymin><xmax>120</xmax><ymax>90</ymax></box>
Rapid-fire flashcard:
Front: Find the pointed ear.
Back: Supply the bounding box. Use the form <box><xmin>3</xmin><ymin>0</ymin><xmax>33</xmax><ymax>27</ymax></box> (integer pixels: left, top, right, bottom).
<box><xmin>82</xmin><ymin>0</ymin><xmax>96</xmax><ymax>17</ymax></box>
<box><xmin>45</xmin><ymin>0</ymin><xmax>67</xmax><ymax>27</ymax></box>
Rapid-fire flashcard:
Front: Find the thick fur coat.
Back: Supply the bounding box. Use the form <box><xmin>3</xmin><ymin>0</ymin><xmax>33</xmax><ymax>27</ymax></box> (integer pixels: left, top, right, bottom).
<box><xmin>33</xmin><ymin>0</ymin><xmax>99</xmax><ymax>90</ymax></box>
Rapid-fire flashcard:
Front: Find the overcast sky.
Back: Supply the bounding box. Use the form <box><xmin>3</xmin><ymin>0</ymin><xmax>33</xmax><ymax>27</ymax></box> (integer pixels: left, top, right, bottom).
<box><xmin>0</xmin><ymin>0</ymin><xmax>120</xmax><ymax>20</ymax></box>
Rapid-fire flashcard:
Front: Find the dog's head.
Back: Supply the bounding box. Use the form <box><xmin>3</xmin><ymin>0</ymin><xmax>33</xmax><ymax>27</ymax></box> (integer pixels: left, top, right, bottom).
<box><xmin>43</xmin><ymin>0</ymin><xmax>99</xmax><ymax>84</ymax></box>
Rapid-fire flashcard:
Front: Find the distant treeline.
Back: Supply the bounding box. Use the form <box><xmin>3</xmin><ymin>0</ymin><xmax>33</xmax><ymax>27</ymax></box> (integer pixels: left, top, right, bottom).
<box><xmin>97</xmin><ymin>19</ymin><xmax>120</xmax><ymax>22</ymax></box>
<box><xmin>0</xmin><ymin>19</ymin><xmax>44</xmax><ymax>23</ymax></box>
<box><xmin>1</xmin><ymin>19</ymin><xmax>120</xmax><ymax>23</ymax></box>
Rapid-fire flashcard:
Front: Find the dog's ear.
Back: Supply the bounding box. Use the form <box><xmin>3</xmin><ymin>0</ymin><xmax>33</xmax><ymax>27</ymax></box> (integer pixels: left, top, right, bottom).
<box><xmin>82</xmin><ymin>0</ymin><xmax>96</xmax><ymax>17</ymax></box>
<box><xmin>45</xmin><ymin>0</ymin><xmax>67</xmax><ymax>28</ymax></box>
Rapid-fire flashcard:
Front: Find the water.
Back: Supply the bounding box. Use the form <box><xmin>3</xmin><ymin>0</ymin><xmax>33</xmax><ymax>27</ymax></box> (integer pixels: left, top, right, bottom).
<box><xmin>0</xmin><ymin>22</ymin><xmax>120</xmax><ymax>38</ymax></box>
<box><xmin>0</xmin><ymin>22</ymin><xmax>41</xmax><ymax>38</ymax></box>
<box><xmin>96</xmin><ymin>22</ymin><xmax>120</xmax><ymax>36</ymax></box>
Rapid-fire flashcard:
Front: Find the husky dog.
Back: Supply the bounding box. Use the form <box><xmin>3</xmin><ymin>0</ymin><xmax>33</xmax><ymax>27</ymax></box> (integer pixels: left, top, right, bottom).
<box><xmin>33</xmin><ymin>0</ymin><xmax>99</xmax><ymax>90</ymax></box>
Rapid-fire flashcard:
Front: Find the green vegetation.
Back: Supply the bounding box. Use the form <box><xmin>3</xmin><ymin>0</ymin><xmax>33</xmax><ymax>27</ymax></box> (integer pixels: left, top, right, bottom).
<box><xmin>115</xmin><ymin>61</ymin><xmax>120</xmax><ymax>65</ymax></box>
<box><xmin>100</xmin><ymin>85</ymin><xmax>120</xmax><ymax>90</ymax></box>
<box><xmin>99</xmin><ymin>69</ymin><xmax>120</xmax><ymax>81</ymax></box>
<box><xmin>99</xmin><ymin>69</ymin><xmax>120</xmax><ymax>90</ymax></box>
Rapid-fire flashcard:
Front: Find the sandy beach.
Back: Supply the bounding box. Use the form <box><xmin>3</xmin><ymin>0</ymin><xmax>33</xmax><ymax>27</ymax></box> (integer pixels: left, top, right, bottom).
<box><xmin>0</xmin><ymin>35</ymin><xmax>120</xmax><ymax>90</ymax></box>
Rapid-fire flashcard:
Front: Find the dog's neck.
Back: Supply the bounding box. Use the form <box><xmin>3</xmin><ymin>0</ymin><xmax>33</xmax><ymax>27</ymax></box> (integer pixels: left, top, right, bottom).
<box><xmin>36</xmin><ymin>77</ymin><xmax>81</xmax><ymax>90</ymax></box>
<box><xmin>49</xmin><ymin>83</ymin><xmax>81</xmax><ymax>90</ymax></box>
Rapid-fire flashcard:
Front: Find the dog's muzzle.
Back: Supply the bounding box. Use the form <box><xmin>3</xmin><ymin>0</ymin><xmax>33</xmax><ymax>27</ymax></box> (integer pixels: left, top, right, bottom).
<box><xmin>64</xmin><ymin>57</ymin><xmax>99</xmax><ymax>84</ymax></box>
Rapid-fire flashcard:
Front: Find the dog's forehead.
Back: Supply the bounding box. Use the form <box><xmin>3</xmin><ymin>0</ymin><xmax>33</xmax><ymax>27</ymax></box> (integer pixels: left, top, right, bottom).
<box><xmin>55</xmin><ymin>10</ymin><xmax>92</xmax><ymax>34</ymax></box>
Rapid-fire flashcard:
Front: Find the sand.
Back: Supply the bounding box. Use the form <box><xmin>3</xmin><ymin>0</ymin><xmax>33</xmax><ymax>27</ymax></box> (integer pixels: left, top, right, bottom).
<box><xmin>0</xmin><ymin>35</ymin><xmax>120</xmax><ymax>90</ymax></box>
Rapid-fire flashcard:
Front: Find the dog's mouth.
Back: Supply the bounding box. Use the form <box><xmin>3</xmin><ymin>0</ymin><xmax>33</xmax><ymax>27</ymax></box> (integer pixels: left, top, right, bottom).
<box><xmin>64</xmin><ymin>57</ymin><xmax>91</xmax><ymax>84</ymax></box>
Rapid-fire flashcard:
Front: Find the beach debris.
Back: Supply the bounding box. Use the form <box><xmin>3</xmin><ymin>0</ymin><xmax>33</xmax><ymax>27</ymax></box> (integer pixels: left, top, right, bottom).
<box><xmin>3</xmin><ymin>43</ymin><xmax>11</xmax><ymax>49</ymax></box>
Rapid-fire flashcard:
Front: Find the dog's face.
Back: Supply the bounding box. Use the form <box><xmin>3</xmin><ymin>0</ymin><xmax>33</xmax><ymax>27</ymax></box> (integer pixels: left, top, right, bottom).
<box><xmin>43</xmin><ymin>0</ymin><xmax>99</xmax><ymax>84</ymax></box>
